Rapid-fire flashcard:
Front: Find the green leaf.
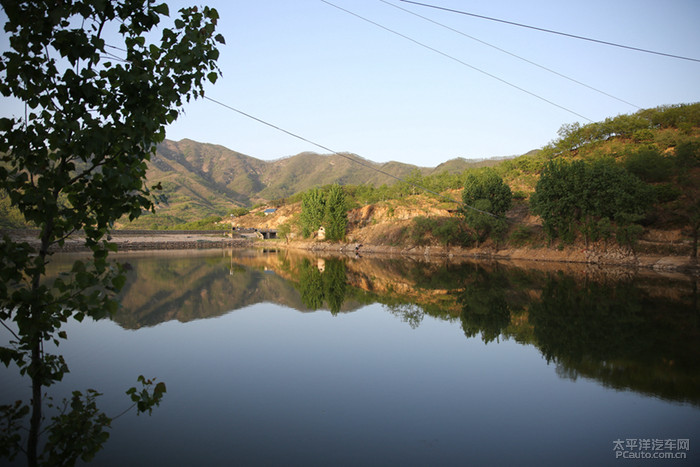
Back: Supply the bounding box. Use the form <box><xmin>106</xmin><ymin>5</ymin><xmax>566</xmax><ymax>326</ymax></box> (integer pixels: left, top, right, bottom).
<box><xmin>207</xmin><ymin>71</ymin><xmax>217</xmax><ymax>84</ymax></box>
<box><xmin>0</xmin><ymin>346</ymin><xmax>21</xmax><ymax>367</ymax></box>
<box><xmin>0</xmin><ymin>117</ymin><xmax>13</xmax><ymax>131</ymax></box>
<box><xmin>154</xmin><ymin>3</ymin><xmax>169</xmax><ymax>16</ymax></box>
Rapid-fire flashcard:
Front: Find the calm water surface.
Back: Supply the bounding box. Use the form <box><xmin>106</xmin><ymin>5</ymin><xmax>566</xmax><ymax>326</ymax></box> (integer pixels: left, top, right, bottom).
<box><xmin>2</xmin><ymin>249</ymin><xmax>698</xmax><ymax>466</ymax></box>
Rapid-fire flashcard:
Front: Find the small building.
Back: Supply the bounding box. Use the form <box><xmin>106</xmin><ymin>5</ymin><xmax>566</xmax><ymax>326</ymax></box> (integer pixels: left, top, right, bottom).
<box><xmin>317</xmin><ymin>226</ymin><xmax>326</xmax><ymax>241</ymax></box>
<box><xmin>263</xmin><ymin>208</ymin><xmax>277</xmax><ymax>216</ymax></box>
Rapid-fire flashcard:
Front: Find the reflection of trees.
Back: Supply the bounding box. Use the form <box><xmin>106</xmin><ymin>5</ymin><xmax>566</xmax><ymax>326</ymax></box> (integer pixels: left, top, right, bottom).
<box><xmin>386</xmin><ymin>303</ymin><xmax>424</xmax><ymax>329</ymax></box>
<box><xmin>457</xmin><ymin>265</ymin><xmax>512</xmax><ymax>343</ymax></box>
<box><xmin>296</xmin><ymin>258</ymin><xmax>347</xmax><ymax>314</ymax></box>
<box><xmin>81</xmin><ymin>249</ymin><xmax>700</xmax><ymax>405</ymax></box>
<box><xmin>323</xmin><ymin>259</ymin><xmax>347</xmax><ymax>315</ymax></box>
<box><xmin>528</xmin><ymin>275</ymin><xmax>648</xmax><ymax>364</ymax></box>
<box><xmin>452</xmin><ymin>263</ymin><xmax>700</xmax><ymax>405</ymax></box>
<box><xmin>528</xmin><ymin>274</ymin><xmax>700</xmax><ymax>404</ymax></box>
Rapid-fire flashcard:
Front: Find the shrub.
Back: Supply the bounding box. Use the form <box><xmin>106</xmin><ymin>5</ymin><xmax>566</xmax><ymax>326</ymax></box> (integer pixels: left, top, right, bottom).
<box><xmin>654</xmin><ymin>184</ymin><xmax>682</xmax><ymax>203</ymax></box>
<box><xmin>508</xmin><ymin>225</ymin><xmax>532</xmax><ymax>246</ymax></box>
<box><xmin>624</xmin><ymin>147</ymin><xmax>673</xmax><ymax>183</ymax></box>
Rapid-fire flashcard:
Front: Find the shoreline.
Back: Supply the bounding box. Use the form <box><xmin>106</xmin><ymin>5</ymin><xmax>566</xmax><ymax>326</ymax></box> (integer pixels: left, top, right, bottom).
<box><xmin>3</xmin><ymin>229</ymin><xmax>698</xmax><ymax>275</ymax></box>
<box><xmin>284</xmin><ymin>240</ymin><xmax>700</xmax><ymax>276</ymax></box>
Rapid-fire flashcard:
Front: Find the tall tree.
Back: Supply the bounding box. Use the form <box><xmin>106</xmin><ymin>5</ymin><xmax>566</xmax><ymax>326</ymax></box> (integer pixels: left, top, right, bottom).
<box><xmin>299</xmin><ymin>187</ymin><xmax>326</xmax><ymax>238</ymax></box>
<box><xmin>324</xmin><ymin>184</ymin><xmax>347</xmax><ymax>241</ymax></box>
<box><xmin>0</xmin><ymin>1</ymin><xmax>223</xmax><ymax>464</ymax></box>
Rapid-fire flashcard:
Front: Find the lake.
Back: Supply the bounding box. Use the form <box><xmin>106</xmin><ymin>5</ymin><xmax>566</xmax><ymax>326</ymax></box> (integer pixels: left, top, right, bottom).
<box><xmin>1</xmin><ymin>248</ymin><xmax>698</xmax><ymax>466</ymax></box>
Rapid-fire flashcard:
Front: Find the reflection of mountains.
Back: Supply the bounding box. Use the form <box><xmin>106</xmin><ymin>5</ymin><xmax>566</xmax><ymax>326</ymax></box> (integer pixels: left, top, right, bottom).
<box><xmin>113</xmin><ymin>250</ymin><xmax>365</xmax><ymax>329</ymax></box>
<box><xmin>111</xmin><ymin>249</ymin><xmax>700</xmax><ymax>406</ymax></box>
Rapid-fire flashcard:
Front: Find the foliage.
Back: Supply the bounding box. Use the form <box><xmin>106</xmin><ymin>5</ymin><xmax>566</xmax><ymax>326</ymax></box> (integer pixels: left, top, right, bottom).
<box><xmin>624</xmin><ymin>147</ymin><xmax>673</xmax><ymax>183</ymax></box>
<box><xmin>410</xmin><ymin>216</ymin><xmax>472</xmax><ymax>247</ymax></box>
<box><xmin>0</xmin><ymin>376</ymin><xmax>167</xmax><ymax>465</ymax></box>
<box><xmin>0</xmin><ymin>1</ymin><xmax>223</xmax><ymax>464</ymax></box>
<box><xmin>0</xmin><ymin>190</ymin><xmax>28</xmax><ymax>228</ymax></box>
<box><xmin>277</xmin><ymin>222</ymin><xmax>292</xmax><ymax>244</ymax></box>
<box><xmin>542</xmin><ymin>103</ymin><xmax>700</xmax><ymax>155</ymax></box>
<box><xmin>457</xmin><ymin>265</ymin><xmax>512</xmax><ymax>344</ymax></box>
<box><xmin>530</xmin><ymin>159</ymin><xmax>654</xmax><ymax>246</ymax></box>
<box><xmin>461</xmin><ymin>169</ymin><xmax>512</xmax><ymax>216</ymax></box>
<box><xmin>299</xmin><ymin>187</ymin><xmax>326</xmax><ymax>238</ymax></box>
<box><xmin>171</xmin><ymin>215</ymin><xmax>227</xmax><ymax>230</ymax></box>
<box><xmin>675</xmin><ymin>141</ymin><xmax>700</xmax><ymax>169</ymax></box>
<box><xmin>296</xmin><ymin>258</ymin><xmax>347</xmax><ymax>314</ymax></box>
<box><xmin>508</xmin><ymin>225</ymin><xmax>535</xmax><ymax>246</ymax></box>
<box><xmin>460</xmin><ymin>169</ymin><xmax>511</xmax><ymax>244</ymax></box>
<box><xmin>324</xmin><ymin>184</ymin><xmax>347</xmax><ymax>241</ymax></box>
<box><xmin>229</xmin><ymin>207</ymin><xmax>251</xmax><ymax>217</ymax></box>
<box><xmin>299</xmin><ymin>184</ymin><xmax>348</xmax><ymax>241</ymax></box>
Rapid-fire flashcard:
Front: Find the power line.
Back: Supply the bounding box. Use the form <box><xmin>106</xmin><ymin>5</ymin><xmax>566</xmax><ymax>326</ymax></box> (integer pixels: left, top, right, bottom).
<box><xmin>101</xmin><ymin>41</ymin><xmax>498</xmax><ymax>216</ymax></box>
<box><xmin>379</xmin><ymin>0</ymin><xmax>641</xmax><ymax>110</ymax></box>
<box><xmin>399</xmin><ymin>0</ymin><xmax>700</xmax><ymax>64</ymax></box>
<box><xmin>202</xmin><ymin>96</ymin><xmax>498</xmax><ymax>217</ymax></box>
<box><xmin>320</xmin><ymin>0</ymin><xmax>593</xmax><ymax>123</ymax></box>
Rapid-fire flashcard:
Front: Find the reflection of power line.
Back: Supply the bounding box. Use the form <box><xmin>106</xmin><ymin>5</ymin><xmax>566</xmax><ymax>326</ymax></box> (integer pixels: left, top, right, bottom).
<box><xmin>380</xmin><ymin>0</ymin><xmax>640</xmax><ymax>109</ymax></box>
<box><xmin>320</xmin><ymin>0</ymin><xmax>593</xmax><ymax>123</ymax></box>
<box><xmin>399</xmin><ymin>0</ymin><xmax>700</xmax><ymax>63</ymax></box>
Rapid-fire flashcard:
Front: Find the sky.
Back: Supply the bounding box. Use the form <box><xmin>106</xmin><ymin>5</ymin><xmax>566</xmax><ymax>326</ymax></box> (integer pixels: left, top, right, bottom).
<box><xmin>2</xmin><ymin>0</ymin><xmax>700</xmax><ymax>167</ymax></box>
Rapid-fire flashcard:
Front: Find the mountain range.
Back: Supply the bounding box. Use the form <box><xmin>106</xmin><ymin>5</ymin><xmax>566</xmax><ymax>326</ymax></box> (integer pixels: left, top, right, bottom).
<box><xmin>142</xmin><ymin>138</ymin><xmax>510</xmax><ymax>225</ymax></box>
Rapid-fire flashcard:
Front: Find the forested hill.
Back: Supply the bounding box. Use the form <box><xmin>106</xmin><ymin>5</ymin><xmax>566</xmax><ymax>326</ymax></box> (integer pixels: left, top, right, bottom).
<box><xmin>136</xmin><ymin>138</ymin><xmax>505</xmax><ymax>226</ymax></box>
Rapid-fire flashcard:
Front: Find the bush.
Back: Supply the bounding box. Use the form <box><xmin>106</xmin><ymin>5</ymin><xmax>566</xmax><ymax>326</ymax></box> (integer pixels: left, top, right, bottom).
<box><xmin>632</xmin><ymin>129</ymin><xmax>654</xmax><ymax>143</ymax></box>
<box><xmin>411</xmin><ymin>216</ymin><xmax>436</xmax><ymax>245</ymax></box>
<box><xmin>531</xmin><ymin>159</ymin><xmax>654</xmax><ymax>247</ymax></box>
<box><xmin>410</xmin><ymin>216</ymin><xmax>472</xmax><ymax>247</ymax></box>
<box><xmin>508</xmin><ymin>225</ymin><xmax>532</xmax><ymax>246</ymax></box>
<box><xmin>434</xmin><ymin>218</ymin><xmax>471</xmax><ymax>246</ymax></box>
<box><xmin>229</xmin><ymin>207</ymin><xmax>250</xmax><ymax>217</ymax></box>
<box><xmin>675</xmin><ymin>141</ymin><xmax>700</xmax><ymax>169</ymax></box>
<box><xmin>654</xmin><ymin>184</ymin><xmax>682</xmax><ymax>203</ymax></box>
<box><xmin>616</xmin><ymin>222</ymin><xmax>644</xmax><ymax>249</ymax></box>
<box><xmin>624</xmin><ymin>147</ymin><xmax>673</xmax><ymax>183</ymax></box>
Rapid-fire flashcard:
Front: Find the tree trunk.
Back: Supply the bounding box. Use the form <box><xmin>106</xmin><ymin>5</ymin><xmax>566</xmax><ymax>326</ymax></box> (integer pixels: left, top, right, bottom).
<box><xmin>27</xmin><ymin>221</ymin><xmax>53</xmax><ymax>466</ymax></box>
<box><xmin>28</xmin><ymin>342</ymin><xmax>41</xmax><ymax>467</ymax></box>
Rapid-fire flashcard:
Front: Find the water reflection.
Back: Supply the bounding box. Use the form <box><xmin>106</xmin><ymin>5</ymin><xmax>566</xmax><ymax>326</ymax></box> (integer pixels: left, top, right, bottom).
<box><xmin>105</xmin><ymin>249</ymin><xmax>699</xmax><ymax>406</ymax></box>
<box><xmin>296</xmin><ymin>257</ymin><xmax>348</xmax><ymax>314</ymax></box>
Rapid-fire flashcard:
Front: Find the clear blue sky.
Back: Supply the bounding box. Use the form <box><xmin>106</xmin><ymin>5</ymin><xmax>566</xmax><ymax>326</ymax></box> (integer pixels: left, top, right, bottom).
<box><xmin>2</xmin><ymin>1</ymin><xmax>700</xmax><ymax>167</ymax></box>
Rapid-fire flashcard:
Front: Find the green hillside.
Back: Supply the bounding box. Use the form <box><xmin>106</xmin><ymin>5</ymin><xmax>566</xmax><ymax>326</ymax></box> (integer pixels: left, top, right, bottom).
<box><xmin>126</xmin><ymin>140</ymin><xmax>496</xmax><ymax>228</ymax></box>
<box><xmin>2</xmin><ymin>103</ymin><xmax>697</xmax><ymax>239</ymax></box>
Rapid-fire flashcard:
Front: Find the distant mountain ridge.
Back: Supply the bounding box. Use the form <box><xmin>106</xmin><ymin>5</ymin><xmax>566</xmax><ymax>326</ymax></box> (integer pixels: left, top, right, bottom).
<box><xmin>141</xmin><ymin>138</ymin><xmax>511</xmax><ymax>225</ymax></box>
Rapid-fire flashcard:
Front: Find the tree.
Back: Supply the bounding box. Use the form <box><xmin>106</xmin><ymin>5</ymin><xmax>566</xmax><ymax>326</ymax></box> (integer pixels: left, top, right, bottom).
<box><xmin>0</xmin><ymin>1</ymin><xmax>223</xmax><ymax>464</ymax></box>
<box><xmin>299</xmin><ymin>187</ymin><xmax>326</xmax><ymax>238</ymax></box>
<box><xmin>673</xmin><ymin>142</ymin><xmax>700</xmax><ymax>259</ymax></box>
<box><xmin>323</xmin><ymin>184</ymin><xmax>347</xmax><ymax>241</ymax></box>
<box><xmin>624</xmin><ymin>147</ymin><xmax>673</xmax><ymax>183</ymax></box>
<box><xmin>462</xmin><ymin>169</ymin><xmax>512</xmax><ymax>217</ymax></box>
<box><xmin>460</xmin><ymin>169</ymin><xmax>511</xmax><ymax>244</ymax></box>
<box><xmin>531</xmin><ymin>159</ymin><xmax>654</xmax><ymax>246</ymax></box>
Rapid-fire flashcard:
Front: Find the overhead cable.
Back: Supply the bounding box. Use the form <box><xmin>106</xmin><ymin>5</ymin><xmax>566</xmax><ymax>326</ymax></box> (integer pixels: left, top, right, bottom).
<box><xmin>320</xmin><ymin>0</ymin><xmax>593</xmax><ymax>123</ymax></box>
<box><xmin>380</xmin><ymin>0</ymin><xmax>641</xmax><ymax>109</ymax></box>
<box><xmin>100</xmin><ymin>45</ymin><xmax>501</xmax><ymax>217</ymax></box>
<box><xmin>202</xmin><ymin>96</ymin><xmax>497</xmax><ymax>216</ymax></box>
<box><xmin>399</xmin><ymin>0</ymin><xmax>700</xmax><ymax>63</ymax></box>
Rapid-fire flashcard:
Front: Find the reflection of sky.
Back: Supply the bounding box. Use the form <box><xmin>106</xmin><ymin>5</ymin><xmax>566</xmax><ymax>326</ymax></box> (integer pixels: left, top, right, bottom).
<box><xmin>2</xmin><ymin>303</ymin><xmax>697</xmax><ymax>466</ymax></box>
